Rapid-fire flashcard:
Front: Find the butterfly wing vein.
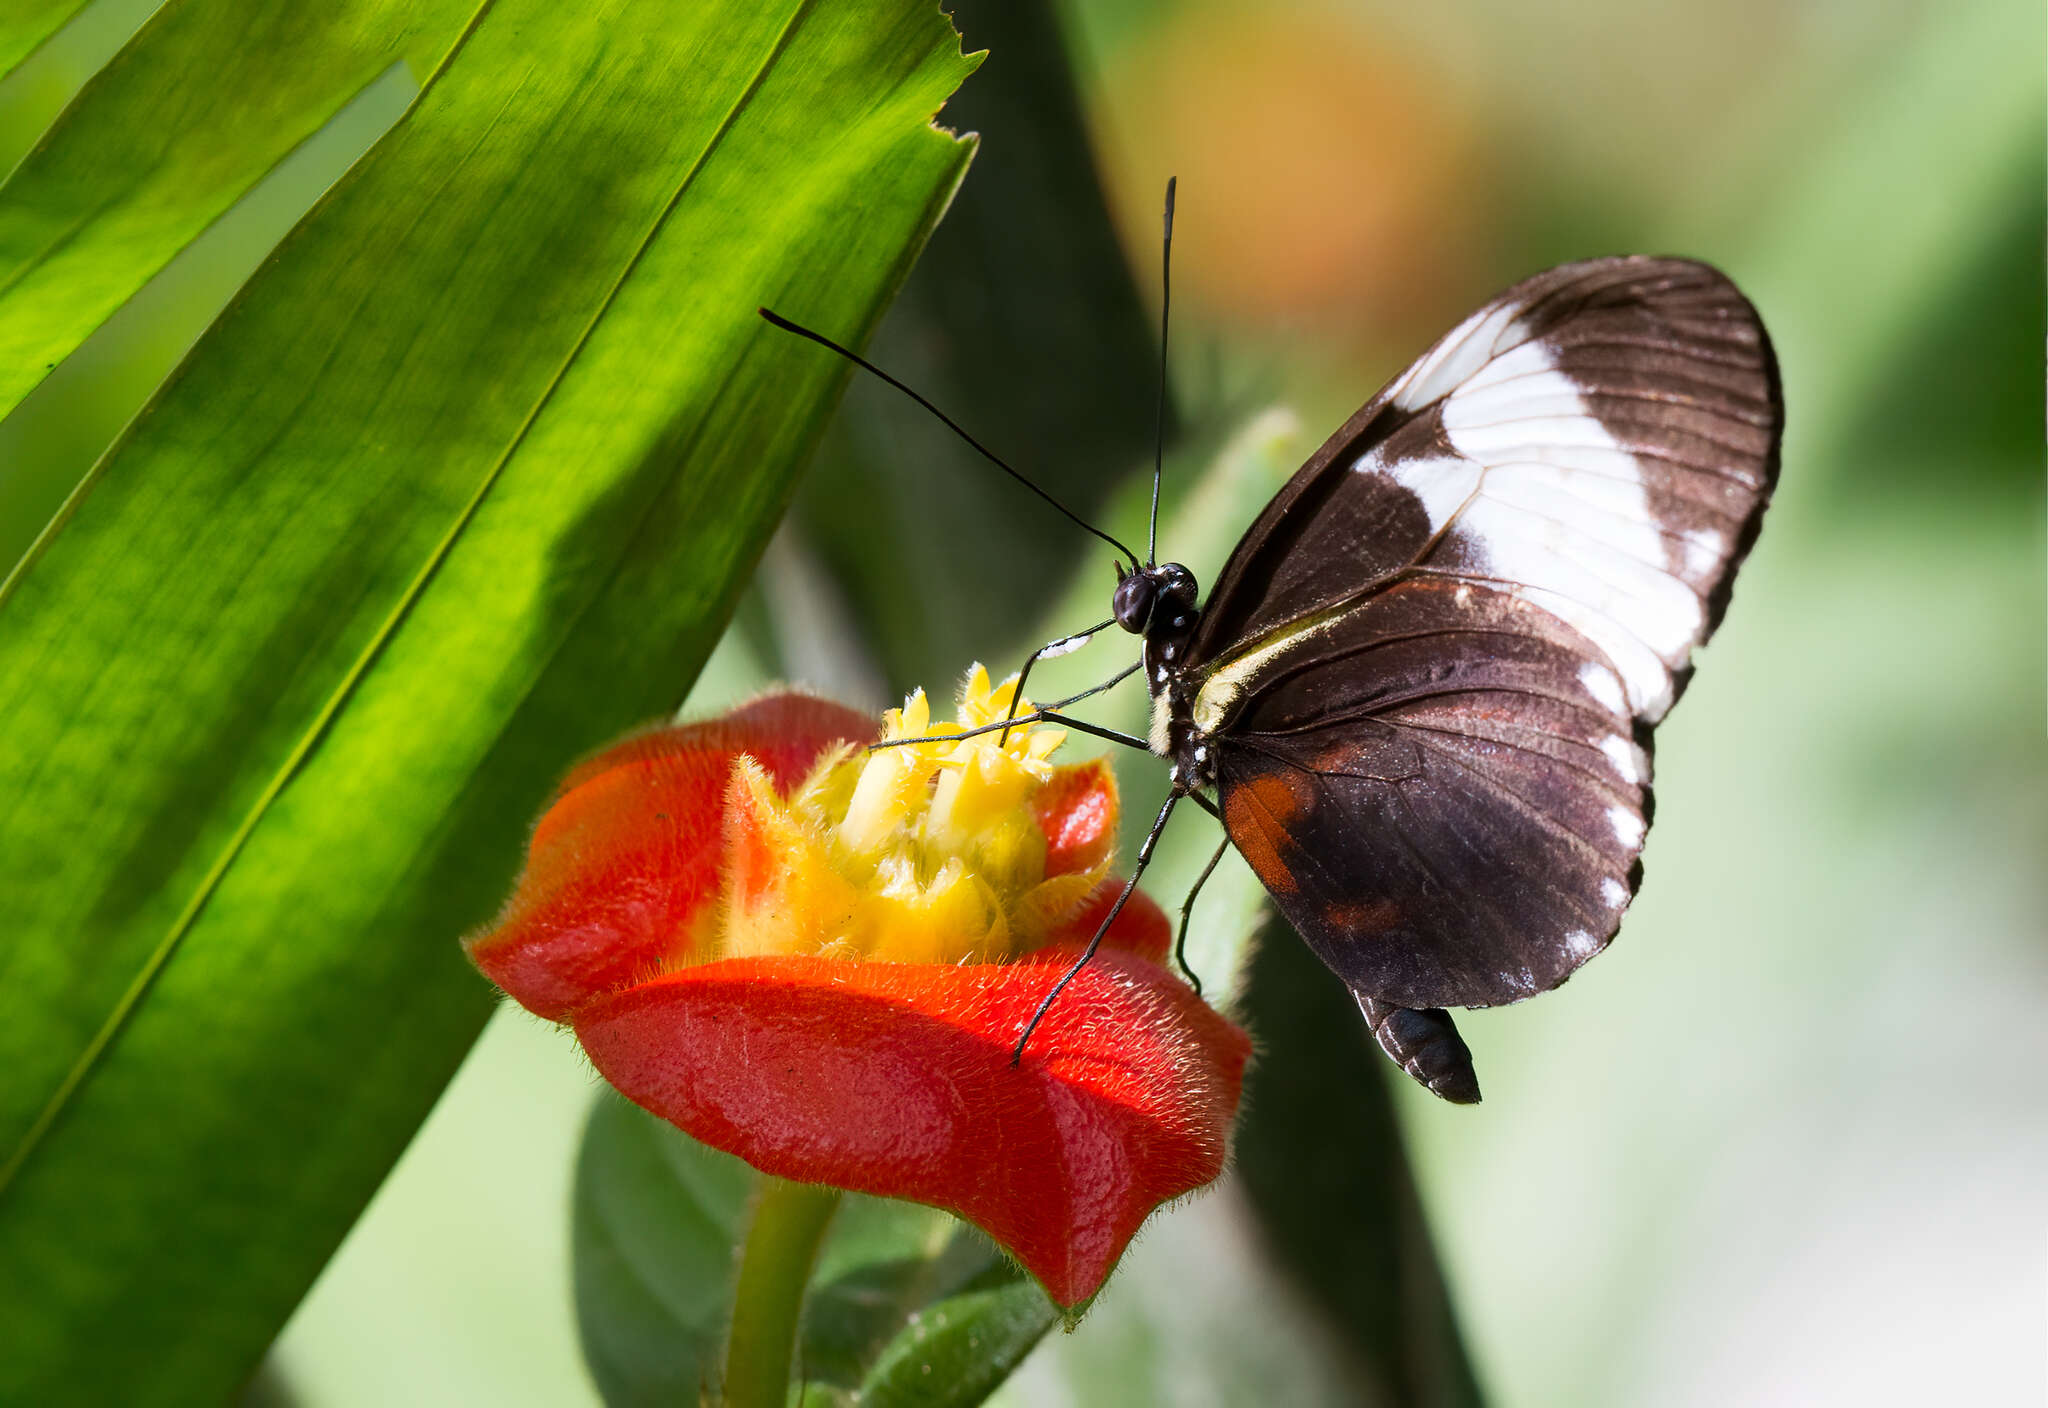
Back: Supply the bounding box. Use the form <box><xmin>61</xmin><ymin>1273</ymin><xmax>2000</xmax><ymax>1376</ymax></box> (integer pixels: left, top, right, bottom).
<box><xmin>1198</xmin><ymin>255</ymin><xmax>1780</xmax><ymax>1010</ymax></box>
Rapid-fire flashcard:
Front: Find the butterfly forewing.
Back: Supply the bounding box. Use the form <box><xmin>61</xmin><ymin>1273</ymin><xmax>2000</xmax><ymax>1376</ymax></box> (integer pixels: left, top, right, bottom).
<box><xmin>1192</xmin><ymin>256</ymin><xmax>1779</xmax><ymax>724</ymax></box>
<box><xmin>1194</xmin><ymin>255</ymin><xmax>1779</xmax><ymax>1011</ymax></box>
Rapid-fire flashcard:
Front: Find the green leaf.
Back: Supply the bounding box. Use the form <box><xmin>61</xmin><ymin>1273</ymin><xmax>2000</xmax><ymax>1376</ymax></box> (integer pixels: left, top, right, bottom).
<box><xmin>0</xmin><ymin>0</ymin><xmax>474</xmax><ymax>420</ymax></box>
<box><xmin>575</xmin><ymin>1094</ymin><xmax>1056</xmax><ymax>1408</ymax></box>
<box><xmin>574</xmin><ymin>1093</ymin><xmax>756</xmax><ymax>1405</ymax></box>
<box><xmin>1234</xmin><ymin>930</ymin><xmax>1485</xmax><ymax>1407</ymax></box>
<box><xmin>854</xmin><ymin>1277</ymin><xmax>1057</xmax><ymax>1408</ymax></box>
<box><xmin>0</xmin><ymin>0</ymin><xmax>90</xmax><ymax>80</ymax></box>
<box><xmin>797</xmin><ymin>1197</ymin><xmax>991</xmax><ymax>1390</ymax></box>
<box><xmin>791</xmin><ymin>0</ymin><xmax>1167</xmax><ymax>690</ymax></box>
<box><xmin>0</xmin><ymin>57</ymin><xmax>421</xmax><ymax>578</ymax></box>
<box><xmin>0</xmin><ymin>0</ymin><xmax>976</xmax><ymax>1399</ymax></box>
<box><xmin>0</xmin><ymin>0</ymin><xmax>482</xmax><ymax>567</ymax></box>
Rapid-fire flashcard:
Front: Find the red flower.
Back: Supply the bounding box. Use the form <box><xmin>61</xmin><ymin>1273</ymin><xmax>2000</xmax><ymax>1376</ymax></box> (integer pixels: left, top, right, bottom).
<box><xmin>466</xmin><ymin>676</ymin><xmax>1250</xmax><ymax>1306</ymax></box>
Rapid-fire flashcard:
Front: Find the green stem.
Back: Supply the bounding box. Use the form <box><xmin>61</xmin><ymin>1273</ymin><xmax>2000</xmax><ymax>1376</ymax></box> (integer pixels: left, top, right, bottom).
<box><xmin>722</xmin><ymin>1176</ymin><xmax>840</xmax><ymax>1408</ymax></box>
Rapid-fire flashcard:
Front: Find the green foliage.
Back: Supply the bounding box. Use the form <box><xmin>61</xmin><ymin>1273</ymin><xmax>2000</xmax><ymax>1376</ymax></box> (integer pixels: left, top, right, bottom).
<box><xmin>0</xmin><ymin>0</ymin><xmax>476</xmax><ymax>422</ymax></box>
<box><xmin>0</xmin><ymin>0</ymin><xmax>480</xmax><ymax>570</ymax></box>
<box><xmin>574</xmin><ymin>1094</ymin><xmax>1058</xmax><ymax>1407</ymax></box>
<box><xmin>852</xmin><ymin>1279</ymin><xmax>1058</xmax><ymax>1407</ymax></box>
<box><xmin>0</xmin><ymin>1</ymin><xmax>90</xmax><ymax>79</ymax></box>
<box><xmin>1235</xmin><ymin>931</ymin><xmax>1483</xmax><ymax>1407</ymax></box>
<box><xmin>794</xmin><ymin>0</ymin><xmax>1167</xmax><ymax>689</ymax></box>
<box><xmin>0</xmin><ymin>0</ymin><xmax>974</xmax><ymax>1401</ymax></box>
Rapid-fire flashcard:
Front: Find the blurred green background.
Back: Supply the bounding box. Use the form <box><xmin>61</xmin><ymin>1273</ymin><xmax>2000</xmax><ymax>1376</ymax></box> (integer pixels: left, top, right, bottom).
<box><xmin>4</xmin><ymin>0</ymin><xmax>2040</xmax><ymax>1403</ymax></box>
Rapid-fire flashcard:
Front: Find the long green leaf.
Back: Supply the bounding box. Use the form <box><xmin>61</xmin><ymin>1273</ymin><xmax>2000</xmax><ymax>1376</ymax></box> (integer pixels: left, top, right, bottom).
<box><xmin>792</xmin><ymin>0</ymin><xmax>1166</xmax><ymax>691</ymax></box>
<box><xmin>0</xmin><ymin>56</ymin><xmax>420</xmax><ymax>578</ymax></box>
<box><xmin>0</xmin><ymin>0</ymin><xmax>975</xmax><ymax>1398</ymax></box>
<box><xmin>1235</xmin><ymin>931</ymin><xmax>1484</xmax><ymax>1407</ymax></box>
<box><xmin>0</xmin><ymin>0</ymin><xmax>483</xmax><ymax>570</ymax></box>
<box><xmin>0</xmin><ymin>0</ymin><xmax>476</xmax><ymax>420</ymax></box>
<box><xmin>0</xmin><ymin>0</ymin><xmax>90</xmax><ymax>80</ymax></box>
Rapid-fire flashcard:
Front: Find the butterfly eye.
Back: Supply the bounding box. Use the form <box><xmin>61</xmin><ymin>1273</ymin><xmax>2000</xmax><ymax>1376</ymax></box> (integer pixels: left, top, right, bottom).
<box><xmin>1112</xmin><ymin>572</ymin><xmax>1156</xmax><ymax>633</ymax></box>
<box><xmin>1159</xmin><ymin>563</ymin><xmax>1199</xmax><ymax>608</ymax></box>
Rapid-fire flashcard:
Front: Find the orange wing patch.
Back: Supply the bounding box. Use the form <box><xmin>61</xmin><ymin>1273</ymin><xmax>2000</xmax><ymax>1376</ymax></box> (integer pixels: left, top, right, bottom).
<box><xmin>1222</xmin><ymin>771</ymin><xmax>1311</xmax><ymax>896</ymax></box>
<box><xmin>1320</xmin><ymin>899</ymin><xmax>1407</xmax><ymax>935</ymax></box>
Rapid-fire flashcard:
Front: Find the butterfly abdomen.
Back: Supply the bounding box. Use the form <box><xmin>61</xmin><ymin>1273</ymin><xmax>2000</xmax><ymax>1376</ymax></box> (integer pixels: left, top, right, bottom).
<box><xmin>1357</xmin><ymin>996</ymin><xmax>1481</xmax><ymax>1105</ymax></box>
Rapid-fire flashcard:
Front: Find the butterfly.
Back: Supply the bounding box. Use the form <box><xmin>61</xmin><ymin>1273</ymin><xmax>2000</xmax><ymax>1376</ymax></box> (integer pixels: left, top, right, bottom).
<box><xmin>1104</xmin><ymin>253</ymin><xmax>1782</xmax><ymax>1102</ymax></box>
<box><xmin>764</xmin><ymin>233</ymin><xmax>1782</xmax><ymax>1105</ymax></box>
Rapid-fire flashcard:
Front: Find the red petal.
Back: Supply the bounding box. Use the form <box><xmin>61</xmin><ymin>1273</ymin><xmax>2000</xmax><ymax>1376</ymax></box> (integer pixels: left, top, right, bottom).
<box><xmin>466</xmin><ymin>693</ymin><xmax>874</xmax><ymax>1019</ymax></box>
<box><xmin>546</xmin><ymin>693</ymin><xmax>875</xmax><ymax>815</ymax></box>
<box><xmin>1053</xmin><ymin>879</ymin><xmax>1171</xmax><ymax>963</ymax></box>
<box><xmin>573</xmin><ymin>946</ymin><xmax>1250</xmax><ymax>1306</ymax></box>
<box><xmin>1032</xmin><ymin>758</ymin><xmax>1118</xmax><ymax>877</ymax></box>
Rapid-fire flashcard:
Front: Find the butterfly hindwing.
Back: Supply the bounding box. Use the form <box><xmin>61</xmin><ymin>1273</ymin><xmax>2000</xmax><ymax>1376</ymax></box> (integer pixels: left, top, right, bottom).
<box><xmin>1214</xmin><ymin>576</ymin><xmax>1647</xmax><ymax>1008</ymax></box>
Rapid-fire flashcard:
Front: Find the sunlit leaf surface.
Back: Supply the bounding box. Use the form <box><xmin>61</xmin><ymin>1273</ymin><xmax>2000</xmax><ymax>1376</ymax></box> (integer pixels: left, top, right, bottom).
<box><xmin>0</xmin><ymin>0</ymin><xmax>975</xmax><ymax>1399</ymax></box>
<box><xmin>0</xmin><ymin>0</ymin><xmax>90</xmax><ymax>79</ymax></box>
<box><xmin>0</xmin><ymin>0</ymin><xmax>477</xmax><ymax>423</ymax></box>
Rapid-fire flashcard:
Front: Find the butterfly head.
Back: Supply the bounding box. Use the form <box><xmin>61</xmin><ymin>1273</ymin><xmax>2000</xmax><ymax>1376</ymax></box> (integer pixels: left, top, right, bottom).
<box><xmin>1113</xmin><ymin>562</ymin><xmax>1200</xmax><ymax>641</ymax></box>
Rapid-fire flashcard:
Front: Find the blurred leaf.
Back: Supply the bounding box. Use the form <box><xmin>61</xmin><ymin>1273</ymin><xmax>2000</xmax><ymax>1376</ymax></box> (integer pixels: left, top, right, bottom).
<box><xmin>792</xmin><ymin>0</ymin><xmax>1167</xmax><ymax>690</ymax></box>
<box><xmin>573</xmin><ymin>1093</ymin><xmax>756</xmax><ymax>1405</ymax></box>
<box><xmin>575</xmin><ymin>1094</ymin><xmax>1056</xmax><ymax>1407</ymax></box>
<box><xmin>0</xmin><ymin>0</ymin><xmax>89</xmax><ymax>79</ymax></box>
<box><xmin>797</xmin><ymin>1195</ymin><xmax>990</xmax><ymax>1391</ymax></box>
<box><xmin>1235</xmin><ymin>930</ymin><xmax>1485</xmax><ymax>1408</ymax></box>
<box><xmin>0</xmin><ymin>0</ymin><xmax>975</xmax><ymax>1399</ymax></box>
<box><xmin>1718</xmin><ymin>0</ymin><xmax>2042</xmax><ymax>462</ymax></box>
<box><xmin>1827</xmin><ymin>164</ymin><xmax>2045</xmax><ymax>507</ymax></box>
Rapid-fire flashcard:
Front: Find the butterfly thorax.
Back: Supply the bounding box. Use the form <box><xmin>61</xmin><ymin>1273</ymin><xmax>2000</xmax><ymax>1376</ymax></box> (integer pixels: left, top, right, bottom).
<box><xmin>1113</xmin><ymin>562</ymin><xmax>1216</xmax><ymax>790</ymax></box>
<box><xmin>1154</xmin><ymin>688</ymin><xmax>1216</xmax><ymax>791</ymax></box>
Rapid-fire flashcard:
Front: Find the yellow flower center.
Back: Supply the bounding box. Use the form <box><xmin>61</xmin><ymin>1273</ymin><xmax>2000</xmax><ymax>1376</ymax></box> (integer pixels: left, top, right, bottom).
<box><xmin>717</xmin><ymin>667</ymin><xmax>1108</xmax><ymax>966</ymax></box>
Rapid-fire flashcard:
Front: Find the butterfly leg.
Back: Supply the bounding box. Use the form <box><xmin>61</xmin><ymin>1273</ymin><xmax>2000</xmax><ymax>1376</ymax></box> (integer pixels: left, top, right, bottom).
<box><xmin>1356</xmin><ymin>996</ymin><xmax>1481</xmax><ymax>1105</ymax></box>
<box><xmin>870</xmin><ymin>709</ymin><xmax>1151</xmax><ymax>755</ymax></box>
<box><xmin>1173</xmin><ymin>836</ymin><xmax>1230</xmax><ymax>996</ymax></box>
<box><xmin>1000</xmin><ymin>658</ymin><xmax>1142</xmax><ymax>745</ymax></box>
<box><xmin>1049</xmin><ymin>661</ymin><xmax>1143</xmax><ymax>711</ymax></box>
<box><xmin>1011</xmin><ymin>789</ymin><xmax>1183</xmax><ymax>1067</ymax></box>
<box><xmin>998</xmin><ymin>618</ymin><xmax>1114</xmax><ymax>744</ymax></box>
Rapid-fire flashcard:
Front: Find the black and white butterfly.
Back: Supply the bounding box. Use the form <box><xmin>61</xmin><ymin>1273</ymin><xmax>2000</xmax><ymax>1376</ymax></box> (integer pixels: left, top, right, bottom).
<box><xmin>764</xmin><ymin>213</ymin><xmax>1782</xmax><ymax>1104</ymax></box>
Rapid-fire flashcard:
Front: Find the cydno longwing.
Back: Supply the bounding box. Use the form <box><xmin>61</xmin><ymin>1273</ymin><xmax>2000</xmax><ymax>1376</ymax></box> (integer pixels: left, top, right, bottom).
<box><xmin>765</xmin><ymin>207</ymin><xmax>1781</xmax><ymax>1104</ymax></box>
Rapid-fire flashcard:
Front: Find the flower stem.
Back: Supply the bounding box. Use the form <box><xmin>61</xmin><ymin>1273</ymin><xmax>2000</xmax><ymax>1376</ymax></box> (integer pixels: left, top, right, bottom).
<box><xmin>723</xmin><ymin>1176</ymin><xmax>840</xmax><ymax>1408</ymax></box>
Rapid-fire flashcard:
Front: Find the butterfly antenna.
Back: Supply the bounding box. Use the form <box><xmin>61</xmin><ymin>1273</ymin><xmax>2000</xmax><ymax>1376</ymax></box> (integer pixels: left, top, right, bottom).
<box><xmin>1146</xmin><ymin>176</ymin><xmax>1175</xmax><ymax>568</ymax></box>
<box><xmin>758</xmin><ymin>308</ymin><xmax>1142</xmax><ymax>572</ymax></box>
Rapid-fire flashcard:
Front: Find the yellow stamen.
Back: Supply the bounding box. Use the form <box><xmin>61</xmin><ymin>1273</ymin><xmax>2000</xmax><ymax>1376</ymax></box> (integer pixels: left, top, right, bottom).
<box><xmin>713</xmin><ymin>668</ymin><xmax>1111</xmax><ymax>967</ymax></box>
